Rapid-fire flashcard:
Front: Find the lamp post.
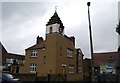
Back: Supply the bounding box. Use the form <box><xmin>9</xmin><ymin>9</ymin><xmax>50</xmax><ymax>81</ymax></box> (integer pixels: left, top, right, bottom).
<box><xmin>87</xmin><ymin>2</ymin><xmax>94</xmax><ymax>82</ymax></box>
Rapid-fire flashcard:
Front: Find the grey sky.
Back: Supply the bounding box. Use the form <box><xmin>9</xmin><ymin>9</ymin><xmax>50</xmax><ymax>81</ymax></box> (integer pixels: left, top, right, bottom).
<box><xmin>118</xmin><ymin>1</ymin><xmax>120</xmax><ymax>46</ymax></box>
<box><xmin>1</xmin><ymin>0</ymin><xmax>119</xmax><ymax>58</ymax></box>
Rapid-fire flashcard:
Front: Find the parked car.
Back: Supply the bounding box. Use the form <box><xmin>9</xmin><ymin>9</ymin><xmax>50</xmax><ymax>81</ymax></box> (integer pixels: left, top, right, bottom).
<box><xmin>2</xmin><ymin>73</ymin><xmax>22</xmax><ymax>83</ymax></box>
<box><xmin>0</xmin><ymin>72</ymin><xmax>2</xmax><ymax>83</ymax></box>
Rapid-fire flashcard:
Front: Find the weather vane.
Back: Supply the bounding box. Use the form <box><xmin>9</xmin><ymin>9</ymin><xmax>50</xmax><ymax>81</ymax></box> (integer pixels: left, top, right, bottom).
<box><xmin>55</xmin><ymin>6</ymin><xmax>57</xmax><ymax>12</ymax></box>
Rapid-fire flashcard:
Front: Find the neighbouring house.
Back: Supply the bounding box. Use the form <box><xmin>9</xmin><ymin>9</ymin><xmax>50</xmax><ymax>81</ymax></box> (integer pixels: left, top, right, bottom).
<box><xmin>0</xmin><ymin>42</ymin><xmax>25</xmax><ymax>73</ymax></box>
<box><xmin>93</xmin><ymin>51</ymin><xmax>120</xmax><ymax>82</ymax></box>
<box><xmin>93</xmin><ymin>52</ymin><xmax>119</xmax><ymax>75</ymax></box>
<box><xmin>83</xmin><ymin>58</ymin><xmax>92</xmax><ymax>76</ymax></box>
<box><xmin>76</xmin><ymin>48</ymin><xmax>84</xmax><ymax>74</ymax></box>
<box><xmin>20</xmin><ymin>11</ymin><xmax>84</xmax><ymax>81</ymax></box>
<box><xmin>82</xmin><ymin>51</ymin><xmax>120</xmax><ymax>82</ymax></box>
<box><xmin>83</xmin><ymin>58</ymin><xmax>92</xmax><ymax>82</ymax></box>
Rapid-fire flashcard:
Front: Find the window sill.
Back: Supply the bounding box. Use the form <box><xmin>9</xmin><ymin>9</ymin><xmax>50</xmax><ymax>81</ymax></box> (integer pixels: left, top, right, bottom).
<box><xmin>30</xmin><ymin>56</ymin><xmax>37</xmax><ymax>58</ymax></box>
<box><xmin>67</xmin><ymin>56</ymin><xmax>73</xmax><ymax>59</ymax></box>
<box><xmin>30</xmin><ymin>71</ymin><xmax>36</xmax><ymax>73</ymax></box>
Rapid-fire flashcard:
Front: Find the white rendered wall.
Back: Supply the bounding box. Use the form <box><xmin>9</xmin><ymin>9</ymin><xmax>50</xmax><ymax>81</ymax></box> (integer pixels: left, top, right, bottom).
<box><xmin>53</xmin><ymin>23</ymin><xmax>60</xmax><ymax>33</ymax></box>
<box><xmin>46</xmin><ymin>23</ymin><xmax>60</xmax><ymax>34</ymax></box>
<box><xmin>46</xmin><ymin>26</ymin><xmax>49</xmax><ymax>34</ymax></box>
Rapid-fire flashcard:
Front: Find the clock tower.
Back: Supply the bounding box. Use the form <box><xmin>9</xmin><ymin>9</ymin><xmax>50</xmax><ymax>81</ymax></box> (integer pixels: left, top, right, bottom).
<box><xmin>46</xmin><ymin>11</ymin><xmax>64</xmax><ymax>35</ymax></box>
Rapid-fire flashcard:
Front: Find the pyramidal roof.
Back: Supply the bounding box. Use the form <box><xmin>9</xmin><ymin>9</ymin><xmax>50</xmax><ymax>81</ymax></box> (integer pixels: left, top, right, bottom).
<box><xmin>46</xmin><ymin>11</ymin><xmax>64</xmax><ymax>29</ymax></box>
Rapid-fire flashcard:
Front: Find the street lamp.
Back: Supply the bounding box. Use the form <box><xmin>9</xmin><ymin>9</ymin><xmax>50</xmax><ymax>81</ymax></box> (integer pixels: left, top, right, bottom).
<box><xmin>87</xmin><ymin>2</ymin><xmax>94</xmax><ymax>82</ymax></box>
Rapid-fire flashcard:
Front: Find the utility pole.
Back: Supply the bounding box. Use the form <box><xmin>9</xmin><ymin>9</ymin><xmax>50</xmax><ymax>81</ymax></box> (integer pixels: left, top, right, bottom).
<box><xmin>87</xmin><ymin>2</ymin><xmax>94</xmax><ymax>82</ymax></box>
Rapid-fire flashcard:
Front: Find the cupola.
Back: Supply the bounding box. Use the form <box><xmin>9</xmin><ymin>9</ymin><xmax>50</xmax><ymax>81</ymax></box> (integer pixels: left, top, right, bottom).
<box><xmin>46</xmin><ymin>10</ymin><xmax>64</xmax><ymax>35</ymax></box>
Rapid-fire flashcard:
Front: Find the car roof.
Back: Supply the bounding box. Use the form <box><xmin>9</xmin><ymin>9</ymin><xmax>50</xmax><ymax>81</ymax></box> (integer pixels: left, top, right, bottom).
<box><xmin>2</xmin><ymin>71</ymin><xmax>10</xmax><ymax>73</ymax></box>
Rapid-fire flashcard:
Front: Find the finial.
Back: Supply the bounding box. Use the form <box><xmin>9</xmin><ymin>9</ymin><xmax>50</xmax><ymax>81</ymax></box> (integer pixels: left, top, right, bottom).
<box><xmin>55</xmin><ymin>6</ymin><xmax>57</xmax><ymax>12</ymax></box>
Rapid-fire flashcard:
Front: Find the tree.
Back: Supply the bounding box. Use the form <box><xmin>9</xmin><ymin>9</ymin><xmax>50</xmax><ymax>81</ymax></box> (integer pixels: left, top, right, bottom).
<box><xmin>116</xmin><ymin>20</ymin><xmax>120</xmax><ymax>35</ymax></box>
<box><xmin>116</xmin><ymin>20</ymin><xmax>120</xmax><ymax>51</ymax></box>
<box><xmin>118</xmin><ymin>46</ymin><xmax>120</xmax><ymax>51</ymax></box>
<box><xmin>12</xmin><ymin>59</ymin><xmax>18</xmax><ymax>65</ymax></box>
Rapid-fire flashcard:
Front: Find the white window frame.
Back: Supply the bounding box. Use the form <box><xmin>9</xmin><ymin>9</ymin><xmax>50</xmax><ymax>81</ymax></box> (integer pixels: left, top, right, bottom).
<box><xmin>31</xmin><ymin>50</ymin><xmax>37</xmax><ymax>57</ymax></box>
<box><xmin>69</xmin><ymin>65</ymin><xmax>75</xmax><ymax>74</ymax></box>
<box><xmin>67</xmin><ymin>48</ymin><xmax>73</xmax><ymax>58</ymax></box>
<box><xmin>6</xmin><ymin>59</ymin><xmax>13</xmax><ymax>64</ymax></box>
<box><xmin>29</xmin><ymin>64</ymin><xmax>36</xmax><ymax>73</ymax></box>
<box><xmin>6</xmin><ymin>59</ymin><xmax>11</xmax><ymax>63</ymax></box>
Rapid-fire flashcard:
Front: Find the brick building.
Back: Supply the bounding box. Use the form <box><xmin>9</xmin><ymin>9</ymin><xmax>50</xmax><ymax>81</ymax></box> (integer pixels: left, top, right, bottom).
<box><xmin>20</xmin><ymin>11</ymin><xmax>84</xmax><ymax>81</ymax></box>
<box><xmin>0</xmin><ymin>42</ymin><xmax>25</xmax><ymax>73</ymax></box>
<box><xmin>93</xmin><ymin>52</ymin><xmax>119</xmax><ymax>74</ymax></box>
<box><xmin>93</xmin><ymin>51</ymin><xmax>120</xmax><ymax>82</ymax></box>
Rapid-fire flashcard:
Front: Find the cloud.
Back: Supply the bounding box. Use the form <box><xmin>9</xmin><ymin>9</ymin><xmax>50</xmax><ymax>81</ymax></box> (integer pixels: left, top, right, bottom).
<box><xmin>1</xmin><ymin>1</ymin><xmax>119</xmax><ymax>58</ymax></box>
<box><xmin>61</xmin><ymin>1</ymin><xmax>118</xmax><ymax>58</ymax></box>
<box><xmin>92</xmin><ymin>2</ymin><xmax>118</xmax><ymax>52</ymax></box>
<box><xmin>0</xmin><ymin>2</ymin><xmax>2</xmax><ymax>41</ymax></box>
<box><xmin>2</xmin><ymin>2</ymin><xmax>54</xmax><ymax>54</ymax></box>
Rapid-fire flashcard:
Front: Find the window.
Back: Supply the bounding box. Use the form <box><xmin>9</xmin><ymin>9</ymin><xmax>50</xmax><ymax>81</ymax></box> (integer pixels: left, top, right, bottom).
<box><xmin>69</xmin><ymin>64</ymin><xmax>75</xmax><ymax>74</ymax></box>
<box><xmin>50</xmin><ymin>26</ymin><xmax>53</xmax><ymax>33</ymax></box>
<box><xmin>29</xmin><ymin>64</ymin><xmax>36</xmax><ymax>73</ymax></box>
<box><xmin>78</xmin><ymin>54</ymin><xmax>82</xmax><ymax>59</ymax></box>
<box><xmin>67</xmin><ymin>48</ymin><xmax>73</xmax><ymax>58</ymax></box>
<box><xmin>78</xmin><ymin>66</ymin><xmax>82</xmax><ymax>73</ymax></box>
<box><xmin>62</xmin><ymin>64</ymin><xmax>66</xmax><ymax>67</ymax></box>
<box><xmin>31</xmin><ymin>50</ymin><xmax>37</xmax><ymax>57</ymax></box>
<box><xmin>17</xmin><ymin>60</ymin><xmax>23</xmax><ymax>64</ymax></box>
<box><xmin>6</xmin><ymin>59</ymin><xmax>13</xmax><ymax>63</ymax></box>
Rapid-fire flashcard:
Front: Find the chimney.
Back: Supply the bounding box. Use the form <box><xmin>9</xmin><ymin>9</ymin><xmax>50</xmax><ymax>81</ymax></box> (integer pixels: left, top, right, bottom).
<box><xmin>36</xmin><ymin>36</ymin><xmax>43</xmax><ymax>44</ymax></box>
<box><xmin>69</xmin><ymin>36</ymin><xmax>75</xmax><ymax>45</ymax></box>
